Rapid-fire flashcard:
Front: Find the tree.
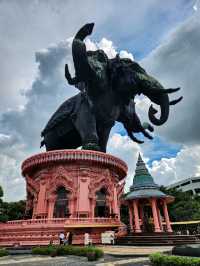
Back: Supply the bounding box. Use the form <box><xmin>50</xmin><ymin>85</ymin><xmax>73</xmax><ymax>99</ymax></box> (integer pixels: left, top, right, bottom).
<box><xmin>2</xmin><ymin>200</ymin><xmax>26</xmax><ymax>221</ymax></box>
<box><xmin>0</xmin><ymin>185</ymin><xmax>3</xmax><ymax>199</ymax></box>
<box><xmin>160</xmin><ymin>186</ymin><xmax>200</xmax><ymax>222</ymax></box>
<box><xmin>0</xmin><ymin>185</ymin><xmax>8</xmax><ymax>222</ymax></box>
<box><xmin>0</xmin><ymin>185</ymin><xmax>26</xmax><ymax>222</ymax></box>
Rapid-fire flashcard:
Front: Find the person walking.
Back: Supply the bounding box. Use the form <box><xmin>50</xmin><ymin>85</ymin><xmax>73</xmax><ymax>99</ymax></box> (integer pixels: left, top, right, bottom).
<box><xmin>63</xmin><ymin>232</ymin><xmax>70</xmax><ymax>245</ymax></box>
<box><xmin>59</xmin><ymin>232</ymin><xmax>65</xmax><ymax>245</ymax></box>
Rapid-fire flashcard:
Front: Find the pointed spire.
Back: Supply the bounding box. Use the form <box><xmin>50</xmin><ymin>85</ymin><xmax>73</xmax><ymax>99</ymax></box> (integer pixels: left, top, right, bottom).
<box><xmin>135</xmin><ymin>153</ymin><xmax>150</xmax><ymax>177</ymax></box>
<box><xmin>130</xmin><ymin>153</ymin><xmax>158</xmax><ymax>191</ymax></box>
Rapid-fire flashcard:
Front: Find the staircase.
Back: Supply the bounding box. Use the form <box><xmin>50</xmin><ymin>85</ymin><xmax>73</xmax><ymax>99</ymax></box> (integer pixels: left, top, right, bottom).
<box><xmin>116</xmin><ymin>233</ymin><xmax>200</xmax><ymax>246</ymax></box>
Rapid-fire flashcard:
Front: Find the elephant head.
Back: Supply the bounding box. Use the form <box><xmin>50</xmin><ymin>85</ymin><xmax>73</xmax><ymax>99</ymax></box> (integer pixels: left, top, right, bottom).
<box><xmin>126</xmin><ymin>62</ymin><xmax>183</xmax><ymax>126</ymax></box>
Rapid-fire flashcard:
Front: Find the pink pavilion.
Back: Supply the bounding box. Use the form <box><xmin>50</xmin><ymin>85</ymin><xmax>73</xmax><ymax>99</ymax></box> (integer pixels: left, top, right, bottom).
<box><xmin>124</xmin><ymin>154</ymin><xmax>173</xmax><ymax>234</ymax></box>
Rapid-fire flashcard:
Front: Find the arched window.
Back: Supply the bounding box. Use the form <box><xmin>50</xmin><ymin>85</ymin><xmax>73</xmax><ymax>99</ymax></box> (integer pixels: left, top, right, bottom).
<box><xmin>54</xmin><ymin>186</ymin><xmax>70</xmax><ymax>218</ymax></box>
<box><xmin>95</xmin><ymin>187</ymin><xmax>109</xmax><ymax>217</ymax></box>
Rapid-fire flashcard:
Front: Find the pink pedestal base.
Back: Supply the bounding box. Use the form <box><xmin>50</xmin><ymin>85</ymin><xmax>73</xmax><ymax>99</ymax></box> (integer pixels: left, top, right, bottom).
<box><xmin>0</xmin><ymin>218</ymin><xmax>122</xmax><ymax>246</ymax></box>
<box><xmin>0</xmin><ymin>150</ymin><xmax>127</xmax><ymax>246</ymax></box>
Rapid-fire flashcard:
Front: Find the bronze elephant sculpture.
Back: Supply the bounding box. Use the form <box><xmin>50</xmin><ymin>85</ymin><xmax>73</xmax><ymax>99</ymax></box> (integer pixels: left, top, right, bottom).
<box><xmin>41</xmin><ymin>23</ymin><xmax>182</xmax><ymax>152</ymax></box>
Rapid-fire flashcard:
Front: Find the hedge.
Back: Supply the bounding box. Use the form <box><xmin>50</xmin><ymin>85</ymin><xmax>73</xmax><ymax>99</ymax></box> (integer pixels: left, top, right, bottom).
<box><xmin>0</xmin><ymin>249</ymin><xmax>9</xmax><ymax>257</ymax></box>
<box><xmin>150</xmin><ymin>252</ymin><xmax>200</xmax><ymax>266</ymax></box>
<box><xmin>32</xmin><ymin>245</ymin><xmax>103</xmax><ymax>260</ymax></box>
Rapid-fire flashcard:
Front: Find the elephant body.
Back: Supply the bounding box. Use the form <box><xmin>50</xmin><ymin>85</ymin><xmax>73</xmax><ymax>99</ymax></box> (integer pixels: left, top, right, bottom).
<box><xmin>42</xmin><ymin>88</ymin><xmax>133</xmax><ymax>152</ymax></box>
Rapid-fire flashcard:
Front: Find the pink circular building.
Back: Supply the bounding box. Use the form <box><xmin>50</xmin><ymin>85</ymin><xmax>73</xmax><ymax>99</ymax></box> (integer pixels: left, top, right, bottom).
<box><xmin>0</xmin><ymin>150</ymin><xmax>127</xmax><ymax>246</ymax></box>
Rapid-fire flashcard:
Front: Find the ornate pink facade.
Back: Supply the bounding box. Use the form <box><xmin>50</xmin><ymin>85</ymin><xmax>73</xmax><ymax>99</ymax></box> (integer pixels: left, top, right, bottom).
<box><xmin>0</xmin><ymin>150</ymin><xmax>127</xmax><ymax>246</ymax></box>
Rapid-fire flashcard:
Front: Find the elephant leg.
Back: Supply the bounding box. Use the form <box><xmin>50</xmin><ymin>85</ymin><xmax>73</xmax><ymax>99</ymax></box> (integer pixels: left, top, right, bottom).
<box><xmin>74</xmin><ymin>100</ymin><xmax>100</xmax><ymax>151</ymax></box>
<box><xmin>97</xmin><ymin>123</ymin><xmax>114</xmax><ymax>153</ymax></box>
<box><xmin>44</xmin><ymin>130</ymin><xmax>64</xmax><ymax>151</ymax></box>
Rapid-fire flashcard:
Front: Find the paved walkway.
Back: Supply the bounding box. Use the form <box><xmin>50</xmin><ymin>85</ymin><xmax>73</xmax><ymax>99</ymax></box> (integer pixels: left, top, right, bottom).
<box><xmin>0</xmin><ymin>255</ymin><xmax>98</xmax><ymax>266</ymax></box>
<box><xmin>0</xmin><ymin>255</ymin><xmax>150</xmax><ymax>266</ymax></box>
<box><xmin>98</xmin><ymin>245</ymin><xmax>173</xmax><ymax>256</ymax></box>
<box><xmin>0</xmin><ymin>255</ymin><xmax>151</xmax><ymax>266</ymax></box>
<box><xmin>97</xmin><ymin>257</ymin><xmax>150</xmax><ymax>266</ymax></box>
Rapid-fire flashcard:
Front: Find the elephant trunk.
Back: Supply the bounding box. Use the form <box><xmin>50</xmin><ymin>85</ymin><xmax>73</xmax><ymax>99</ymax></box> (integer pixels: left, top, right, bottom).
<box><xmin>72</xmin><ymin>23</ymin><xmax>94</xmax><ymax>82</ymax></box>
<box><xmin>148</xmin><ymin>94</ymin><xmax>169</xmax><ymax>126</ymax></box>
<box><xmin>134</xmin><ymin>73</ymin><xmax>177</xmax><ymax>126</ymax></box>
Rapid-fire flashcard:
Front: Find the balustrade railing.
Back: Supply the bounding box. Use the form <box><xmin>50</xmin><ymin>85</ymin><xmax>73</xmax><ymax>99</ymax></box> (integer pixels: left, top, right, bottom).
<box><xmin>3</xmin><ymin>217</ymin><xmax>120</xmax><ymax>227</ymax></box>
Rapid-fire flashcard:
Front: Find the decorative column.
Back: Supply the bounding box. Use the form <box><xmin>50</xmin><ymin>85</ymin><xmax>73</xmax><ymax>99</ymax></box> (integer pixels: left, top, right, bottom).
<box><xmin>106</xmin><ymin>196</ymin><xmax>112</xmax><ymax>217</ymax></box>
<box><xmin>151</xmin><ymin>198</ymin><xmax>161</xmax><ymax>232</ymax></box>
<box><xmin>133</xmin><ymin>200</ymin><xmax>141</xmax><ymax>233</ymax></box>
<box><xmin>32</xmin><ymin>198</ymin><xmax>38</xmax><ymax>218</ymax></box>
<box><xmin>77</xmin><ymin>177</ymin><xmax>90</xmax><ymax>217</ymax></box>
<box><xmin>35</xmin><ymin>179</ymin><xmax>47</xmax><ymax>218</ymax></box>
<box><xmin>156</xmin><ymin>202</ymin><xmax>163</xmax><ymax>232</ymax></box>
<box><xmin>117</xmin><ymin>202</ymin><xmax>121</xmax><ymax>220</ymax></box>
<box><xmin>128</xmin><ymin>203</ymin><xmax>133</xmax><ymax>231</ymax></box>
<box><xmin>47</xmin><ymin>196</ymin><xmax>56</xmax><ymax>219</ymax></box>
<box><xmin>113</xmin><ymin>186</ymin><xmax>119</xmax><ymax>216</ymax></box>
<box><xmin>89</xmin><ymin>197</ymin><xmax>96</xmax><ymax>218</ymax></box>
<box><xmin>163</xmin><ymin>200</ymin><xmax>172</xmax><ymax>233</ymax></box>
<box><xmin>70</xmin><ymin>196</ymin><xmax>77</xmax><ymax>218</ymax></box>
<box><xmin>139</xmin><ymin>204</ymin><xmax>144</xmax><ymax>231</ymax></box>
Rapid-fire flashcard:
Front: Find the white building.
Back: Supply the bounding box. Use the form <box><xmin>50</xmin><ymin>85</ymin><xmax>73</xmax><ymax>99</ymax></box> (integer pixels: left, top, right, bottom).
<box><xmin>167</xmin><ymin>176</ymin><xmax>200</xmax><ymax>195</ymax></box>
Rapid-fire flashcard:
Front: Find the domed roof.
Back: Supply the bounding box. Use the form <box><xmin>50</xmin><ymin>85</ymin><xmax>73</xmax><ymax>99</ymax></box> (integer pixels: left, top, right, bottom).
<box><xmin>124</xmin><ymin>153</ymin><xmax>173</xmax><ymax>202</ymax></box>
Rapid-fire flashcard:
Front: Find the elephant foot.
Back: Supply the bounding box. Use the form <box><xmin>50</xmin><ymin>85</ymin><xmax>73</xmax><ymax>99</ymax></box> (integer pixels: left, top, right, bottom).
<box><xmin>82</xmin><ymin>142</ymin><xmax>101</xmax><ymax>152</ymax></box>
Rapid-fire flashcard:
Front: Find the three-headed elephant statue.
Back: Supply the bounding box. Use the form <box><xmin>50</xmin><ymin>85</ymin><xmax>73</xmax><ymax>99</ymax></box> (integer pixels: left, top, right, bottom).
<box><xmin>41</xmin><ymin>23</ymin><xmax>182</xmax><ymax>152</ymax></box>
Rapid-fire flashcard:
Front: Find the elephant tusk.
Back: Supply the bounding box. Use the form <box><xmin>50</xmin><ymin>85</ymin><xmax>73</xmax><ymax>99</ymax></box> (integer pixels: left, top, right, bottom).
<box><xmin>164</xmin><ymin>87</ymin><xmax>181</xmax><ymax>94</ymax></box>
<box><xmin>148</xmin><ymin>124</ymin><xmax>154</xmax><ymax>132</ymax></box>
<box><xmin>142</xmin><ymin>122</ymin><xmax>154</xmax><ymax>132</ymax></box>
<box><xmin>149</xmin><ymin>104</ymin><xmax>158</xmax><ymax>114</ymax></box>
<box><xmin>169</xmin><ymin>96</ymin><xmax>183</xmax><ymax>105</ymax></box>
<box><xmin>142</xmin><ymin>129</ymin><xmax>153</xmax><ymax>140</ymax></box>
<box><xmin>128</xmin><ymin>131</ymin><xmax>144</xmax><ymax>144</ymax></box>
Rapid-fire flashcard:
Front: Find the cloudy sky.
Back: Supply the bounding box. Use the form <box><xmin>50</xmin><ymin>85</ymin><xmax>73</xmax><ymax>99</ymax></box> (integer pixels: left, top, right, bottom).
<box><xmin>0</xmin><ymin>0</ymin><xmax>200</xmax><ymax>201</ymax></box>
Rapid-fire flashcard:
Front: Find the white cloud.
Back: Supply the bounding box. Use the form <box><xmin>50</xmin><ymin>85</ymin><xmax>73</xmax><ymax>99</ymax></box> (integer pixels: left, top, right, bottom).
<box><xmin>141</xmin><ymin>13</ymin><xmax>200</xmax><ymax>145</ymax></box>
<box><xmin>98</xmin><ymin>38</ymin><xmax>117</xmax><ymax>58</ymax></box>
<box><xmin>119</xmin><ymin>50</ymin><xmax>134</xmax><ymax>61</ymax></box>
<box><xmin>108</xmin><ymin>134</ymin><xmax>200</xmax><ymax>190</ymax></box>
<box><xmin>150</xmin><ymin>145</ymin><xmax>200</xmax><ymax>186</ymax></box>
<box><xmin>193</xmin><ymin>0</ymin><xmax>200</xmax><ymax>11</ymax></box>
<box><xmin>0</xmin><ymin>0</ymin><xmax>192</xmax><ymax>111</ymax></box>
<box><xmin>0</xmin><ymin>145</ymin><xmax>26</xmax><ymax>202</ymax></box>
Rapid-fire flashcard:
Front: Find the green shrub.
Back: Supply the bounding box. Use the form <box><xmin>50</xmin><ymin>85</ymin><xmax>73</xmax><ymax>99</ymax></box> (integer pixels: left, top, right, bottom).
<box><xmin>0</xmin><ymin>249</ymin><xmax>9</xmax><ymax>257</ymax></box>
<box><xmin>172</xmin><ymin>244</ymin><xmax>200</xmax><ymax>257</ymax></box>
<box><xmin>150</xmin><ymin>252</ymin><xmax>200</xmax><ymax>266</ymax></box>
<box><xmin>32</xmin><ymin>245</ymin><xmax>104</xmax><ymax>260</ymax></box>
<box><xmin>32</xmin><ymin>245</ymin><xmax>55</xmax><ymax>255</ymax></box>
